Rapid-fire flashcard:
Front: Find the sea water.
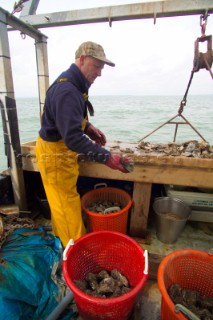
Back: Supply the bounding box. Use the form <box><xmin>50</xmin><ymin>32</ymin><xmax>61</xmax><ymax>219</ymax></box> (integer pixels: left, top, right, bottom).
<box><xmin>0</xmin><ymin>95</ymin><xmax>212</xmax><ymax>171</ymax></box>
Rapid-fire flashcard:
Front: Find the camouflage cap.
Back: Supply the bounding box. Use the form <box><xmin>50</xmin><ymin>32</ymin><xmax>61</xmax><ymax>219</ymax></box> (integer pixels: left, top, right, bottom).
<box><xmin>75</xmin><ymin>41</ymin><xmax>115</xmax><ymax>67</ymax></box>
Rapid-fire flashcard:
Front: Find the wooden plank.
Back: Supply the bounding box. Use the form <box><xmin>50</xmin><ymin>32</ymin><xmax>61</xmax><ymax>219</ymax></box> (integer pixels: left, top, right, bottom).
<box><xmin>21</xmin><ymin>141</ymin><xmax>213</xmax><ymax>168</ymax></box>
<box><xmin>21</xmin><ymin>154</ymin><xmax>38</xmax><ymax>171</ymax></box>
<box><xmin>21</xmin><ymin>142</ymin><xmax>213</xmax><ymax>188</ymax></box>
<box><xmin>133</xmin><ymin>155</ymin><xmax>213</xmax><ymax>170</ymax></box>
<box><xmin>79</xmin><ymin>162</ymin><xmax>213</xmax><ymax>188</ymax></box>
<box><xmin>130</xmin><ymin>165</ymin><xmax>213</xmax><ymax>187</ymax></box>
<box><xmin>130</xmin><ymin>182</ymin><xmax>152</xmax><ymax>237</ymax></box>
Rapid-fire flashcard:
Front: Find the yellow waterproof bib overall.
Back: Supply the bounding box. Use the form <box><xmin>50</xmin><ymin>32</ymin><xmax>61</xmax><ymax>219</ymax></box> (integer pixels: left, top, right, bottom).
<box><xmin>36</xmin><ymin>118</ymin><xmax>87</xmax><ymax>247</ymax></box>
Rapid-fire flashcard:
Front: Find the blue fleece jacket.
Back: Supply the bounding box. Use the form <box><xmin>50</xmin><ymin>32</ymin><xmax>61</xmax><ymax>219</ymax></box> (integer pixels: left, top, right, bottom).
<box><xmin>39</xmin><ymin>64</ymin><xmax>110</xmax><ymax>163</ymax></box>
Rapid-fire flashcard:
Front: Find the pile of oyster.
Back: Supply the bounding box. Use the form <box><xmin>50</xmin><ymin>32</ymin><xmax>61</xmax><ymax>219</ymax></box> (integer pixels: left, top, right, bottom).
<box><xmin>169</xmin><ymin>284</ymin><xmax>213</xmax><ymax>319</ymax></box>
<box><xmin>137</xmin><ymin>140</ymin><xmax>213</xmax><ymax>158</ymax></box>
<box><xmin>74</xmin><ymin>269</ymin><xmax>131</xmax><ymax>298</ymax></box>
<box><xmin>86</xmin><ymin>200</ymin><xmax>122</xmax><ymax>214</ymax></box>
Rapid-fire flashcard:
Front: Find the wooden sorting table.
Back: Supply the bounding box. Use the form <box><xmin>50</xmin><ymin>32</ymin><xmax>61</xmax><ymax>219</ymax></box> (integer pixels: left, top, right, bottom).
<box><xmin>21</xmin><ymin>141</ymin><xmax>213</xmax><ymax>237</ymax></box>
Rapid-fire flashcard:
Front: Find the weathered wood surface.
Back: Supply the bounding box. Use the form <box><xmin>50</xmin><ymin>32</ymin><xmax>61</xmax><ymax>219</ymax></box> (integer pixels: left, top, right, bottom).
<box><xmin>130</xmin><ymin>182</ymin><xmax>152</xmax><ymax>237</ymax></box>
<box><xmin>21</xmin><ymin>140</ymin><xmax>213</xmax><ymax>236</ymax></box>
<box><xmin>21</xmin><ymin>141</ymin><xmax>213</xmax><ymax>187</ymax></box>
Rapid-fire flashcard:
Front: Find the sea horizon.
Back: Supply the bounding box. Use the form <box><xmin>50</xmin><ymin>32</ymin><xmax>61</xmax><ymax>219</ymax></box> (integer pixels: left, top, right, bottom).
<box><xmin>0</xmin><ymin>94</ymin><xmax>212</xmax><ymax>171</ymax></box>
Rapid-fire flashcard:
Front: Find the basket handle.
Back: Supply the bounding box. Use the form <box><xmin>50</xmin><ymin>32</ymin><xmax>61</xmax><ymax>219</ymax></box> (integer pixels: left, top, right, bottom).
<box><xmin>104</xmin><ymin>206</ymin><xmax>120</xmax><ymax>214</ymax></box>
<box><xmin>94</xmin><ymin>183</ymin><xmax>107</xmax><ymax>189</ymax></box>
<box><xmin>175</xmin><ymin>304</ymin><xmax>200</xmax><ymax>320</ymax></box>
<box><xmin>144</xmin><ymin>250</ymin><xmax>148</xmax><ymax>275</ymax></box>
<box><xmin>63</xmin><ymin>239</ymin><xmax>74</xmax><ymax>261</ymax></box>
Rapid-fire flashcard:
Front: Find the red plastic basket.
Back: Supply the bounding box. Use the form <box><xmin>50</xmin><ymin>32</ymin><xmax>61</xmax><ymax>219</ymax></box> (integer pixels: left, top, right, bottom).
<box><xmin>63</xmin><ymin>231</ymin><xmax>148</xmax><ymax>320</ymax></box>
<box><xmin>157</xmin><ymin>249</ymin><xmax>213</xmax><ymax>320</ymax></box>
<box><xmin>81</xmin><ymin>187</ymin><xmax>132</xmax><ymax>234</ymax></box>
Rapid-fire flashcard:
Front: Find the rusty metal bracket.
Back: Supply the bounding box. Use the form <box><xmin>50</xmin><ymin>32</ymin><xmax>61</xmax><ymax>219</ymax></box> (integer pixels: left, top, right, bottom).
<box><xmin>200</xmin><ymin>11</ymin><xmax>209</xmax><ymax>37</ymax></box>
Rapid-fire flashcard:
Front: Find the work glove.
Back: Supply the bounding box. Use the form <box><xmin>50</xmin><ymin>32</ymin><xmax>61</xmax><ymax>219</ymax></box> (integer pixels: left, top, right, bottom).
<box><xmin>105</xmin><ymin>154</ymin><xmax>134</xmax><ymax>173</ymax></box>
<box><xmin>86</xmin><ymin>124</ymin><xmax>106</xmax><ymax>146</ymax></box>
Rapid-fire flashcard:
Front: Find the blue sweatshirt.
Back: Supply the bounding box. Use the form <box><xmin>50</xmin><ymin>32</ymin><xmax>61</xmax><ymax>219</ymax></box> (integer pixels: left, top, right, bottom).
<box><xmin>39</xmin><ymin>64</ymin><xmax>110</xmax><ymax>163</ymax></box>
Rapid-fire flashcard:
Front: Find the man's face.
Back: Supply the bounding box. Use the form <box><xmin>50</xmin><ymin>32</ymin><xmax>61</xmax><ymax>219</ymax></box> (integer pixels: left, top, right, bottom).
<box><xmin>80</xmin><ymin>56</ymin><xmax>105</xmax><ymax>84</ymax></box>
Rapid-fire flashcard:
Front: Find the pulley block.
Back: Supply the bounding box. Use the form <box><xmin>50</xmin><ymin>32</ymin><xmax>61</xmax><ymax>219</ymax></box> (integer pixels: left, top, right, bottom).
<box><xmin>193</xmin><ymin>35</ymin><xmax>213</xmax><ymax>72</ymax></box>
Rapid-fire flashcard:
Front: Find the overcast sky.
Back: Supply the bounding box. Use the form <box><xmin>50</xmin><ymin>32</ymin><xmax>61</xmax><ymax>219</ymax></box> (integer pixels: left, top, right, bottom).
<box><xmin>1</xmin><ymin>0</ymin><xmax>213</xmax><ymax>97</ymax></box>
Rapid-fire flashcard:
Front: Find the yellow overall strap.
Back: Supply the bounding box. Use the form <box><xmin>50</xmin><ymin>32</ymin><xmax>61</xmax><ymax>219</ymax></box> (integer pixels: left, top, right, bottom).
<box><xmin>82</xmin><ymin>93</ymin><xmax>94</xmax><ymax>116</ymax></box>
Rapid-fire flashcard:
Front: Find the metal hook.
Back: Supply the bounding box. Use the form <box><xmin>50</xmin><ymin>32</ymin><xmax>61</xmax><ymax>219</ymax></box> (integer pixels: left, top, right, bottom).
<box><xmin>108</xmin><ymin>8</ymin><xmax>112</xmax><ymax>27</ymax></box>
<box><xmin>153</xmin><ymin>11</ymin><xmax>157</xmax><ymax>25</ymax></box>
<box><xmin>200</xmin><ymin>10</ymin><xmax>209</xmax><ymax>36</ymax></box>
<box><xmin>20</xmin><ymin>32</ymin><xmax>26</xmax><ymax>39</ymax></box>
<box><xmin>202</xmin><ymin>9</ymin><xmax>209</xmax><ymax>21</ymax></box>
<box><xmin>109</xmin><ymin>17</ymin><xmax>112</xmax><ymax>27</ymax></box>
<box><xmin>178</xmin><ymin>99</ymin><xmax>186</xmax><ymax>115</ymax></box>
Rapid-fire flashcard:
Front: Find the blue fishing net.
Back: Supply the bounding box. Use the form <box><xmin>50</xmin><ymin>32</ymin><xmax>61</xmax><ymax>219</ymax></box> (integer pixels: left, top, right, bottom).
<box><xmin>0</xmin><ymin>227</ymin><xmax>72</xmax><ymax>319</ymax></box>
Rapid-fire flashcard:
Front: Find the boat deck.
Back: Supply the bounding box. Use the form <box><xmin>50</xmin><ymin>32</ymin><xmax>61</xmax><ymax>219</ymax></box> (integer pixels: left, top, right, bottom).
<box><xmin>34</xmin><ymin>207</ymin><xmax>213</xmax><ymax>320</ymax></box>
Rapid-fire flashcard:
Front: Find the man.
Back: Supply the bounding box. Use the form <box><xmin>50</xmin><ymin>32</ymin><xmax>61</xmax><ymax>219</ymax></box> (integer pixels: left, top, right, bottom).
<box><xmin>36</xmin><ymin>41</ymin><xmax>131</xmax><ymax>247</ymax></box>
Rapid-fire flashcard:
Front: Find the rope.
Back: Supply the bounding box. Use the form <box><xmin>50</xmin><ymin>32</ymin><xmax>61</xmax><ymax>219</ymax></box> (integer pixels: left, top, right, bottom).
<box><xmin>0</xmin><ymin>216</ymin><xmax>36</xmax><ymax>248</ymax></box>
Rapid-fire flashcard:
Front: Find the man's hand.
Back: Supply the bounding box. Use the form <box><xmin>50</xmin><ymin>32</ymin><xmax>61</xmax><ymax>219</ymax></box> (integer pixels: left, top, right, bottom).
<box><xmin>86</xmin><ymin>124</ymin><xmax>106</xmax><ymax>146</ymax></box>
<box><xmin>105</xmin><ymin>154</ymin><xmax>134</xmax><ymax>173</ymax></box>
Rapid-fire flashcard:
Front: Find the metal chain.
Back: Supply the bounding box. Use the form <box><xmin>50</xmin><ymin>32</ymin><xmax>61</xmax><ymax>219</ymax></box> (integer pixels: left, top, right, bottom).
<box><xmin>0</xmin><ymin>216</ymin><xmax>36</xmax><ymax>248</ymax></box>
<box><xmin>179</xmin><ymin>12</ymin><xmax>212</xmax><ymax>115</ymax></box>
<box><xmin>178</xmin><ymin>71</ymin><xmax>194</xmax><ymax>114</ymax></box>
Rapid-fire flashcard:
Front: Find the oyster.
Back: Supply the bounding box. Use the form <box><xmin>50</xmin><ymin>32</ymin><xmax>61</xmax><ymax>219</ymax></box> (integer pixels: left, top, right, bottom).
<box><xmin>74</xmin><ymin>269</ymin><xmax>131</xmax><ymax>298</ymax></box>
<box><xmin>137</xmin><ymin>140</ymin><xmax>213</xmax><ymax>158</ymax></box>
<box><xmin>169</xmin><ymin>284</ymin><xmax>213</xmax><ymax>318</ymax></box>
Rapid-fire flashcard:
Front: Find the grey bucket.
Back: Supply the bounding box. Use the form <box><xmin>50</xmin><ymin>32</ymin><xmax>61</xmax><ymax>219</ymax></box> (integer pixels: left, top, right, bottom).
<box><xmin>153</xmin><ymin>197</ymin><xmax>191</xmax><ymax>244</ymax></box>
